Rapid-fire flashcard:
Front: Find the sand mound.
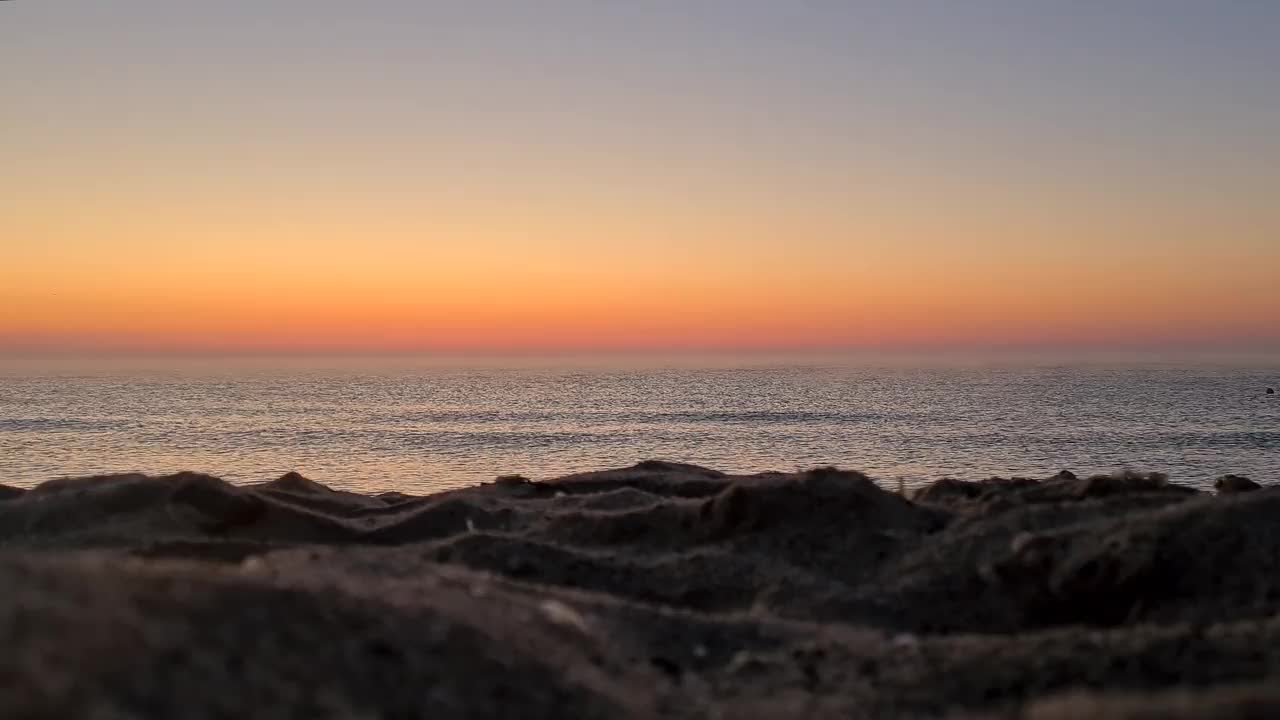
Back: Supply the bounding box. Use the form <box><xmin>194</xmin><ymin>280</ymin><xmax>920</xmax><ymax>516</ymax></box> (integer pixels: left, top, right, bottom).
<box><xmin>2</xmin><ymin>462</ymin><xmax>1278</xmax><ymax>718</ymax></box>
<box><xmin>911</xmin><ymin>470</ymin><xmax>1198</xmax><ymax>511</ymax></box>
<box><xmin>1013</xmin><ymin>683</ymin><xmax>1280</xmax><ymax>720</ymax></box>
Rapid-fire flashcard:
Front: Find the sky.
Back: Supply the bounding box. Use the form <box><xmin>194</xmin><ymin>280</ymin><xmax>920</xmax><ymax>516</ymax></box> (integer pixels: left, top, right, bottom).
<box><xmin>3</xmin><ymin>1</ymin><xmax>1279</xmax><ymax>353</ymax></box>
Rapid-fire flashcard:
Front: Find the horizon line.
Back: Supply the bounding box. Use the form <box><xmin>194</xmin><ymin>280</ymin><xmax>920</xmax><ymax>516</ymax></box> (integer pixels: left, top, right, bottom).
<box><xmin>3</xmin><ymin>343</ymin><xmax>1278</xmax><ymax>359</ymax></box>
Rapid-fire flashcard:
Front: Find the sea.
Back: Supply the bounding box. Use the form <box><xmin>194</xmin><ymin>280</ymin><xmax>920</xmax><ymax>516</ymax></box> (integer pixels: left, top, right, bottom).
<box><xmin>1</xmin><ymin>353</ymin><xmax>1277</xmax><ymax>494</ymax></box>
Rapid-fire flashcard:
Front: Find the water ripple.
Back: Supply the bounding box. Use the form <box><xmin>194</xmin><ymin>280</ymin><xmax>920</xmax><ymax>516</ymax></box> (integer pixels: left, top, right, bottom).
<box><xmin>1</xmin><ymin>361</ymin><xmax>1277</xmax><ymax>492</ymax></box>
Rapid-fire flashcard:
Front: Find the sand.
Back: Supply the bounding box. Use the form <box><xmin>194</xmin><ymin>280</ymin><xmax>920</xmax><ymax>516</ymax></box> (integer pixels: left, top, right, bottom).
<box><xmin>2</xmin><ymin>462</ymin><xmax>1279</xmax><ymax>719</ymax></box>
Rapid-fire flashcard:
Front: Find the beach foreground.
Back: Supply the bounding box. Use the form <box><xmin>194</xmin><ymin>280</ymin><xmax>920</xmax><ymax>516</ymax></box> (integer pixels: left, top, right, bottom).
<box><xmin>2</xmin><ymin>462</ymin><xmax>1278</xmax><ymax>719</ymax></box>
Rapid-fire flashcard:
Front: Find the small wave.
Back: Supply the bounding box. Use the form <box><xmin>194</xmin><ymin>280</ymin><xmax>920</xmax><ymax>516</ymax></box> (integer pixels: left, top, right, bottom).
<box><xmin>1151</xmin><ymin>430</ymin><xmax>1280</xmax><ymax>451</ymax></box>
<box><xmin>381</xmin><ymin>409</ymin><xmax>872</xmax><ymax>426</ymax></box>
<box><xmin>649</xmin><ymin>410</ymin><xmax>871</xmax><ymax>424</ymax></box>
<box><xmin>0</xmin><ymin>418</ymin><xmax>124</xmax><ymax>433</ymax></box>
<box><xmin>395</xmin><ymin>430</ymin><xmax>623</xmax><ymax>451</ymax></box>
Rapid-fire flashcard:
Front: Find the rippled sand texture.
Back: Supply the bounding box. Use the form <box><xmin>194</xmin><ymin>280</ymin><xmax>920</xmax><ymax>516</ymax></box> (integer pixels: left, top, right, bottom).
<box><xmin>2</xmin><ymin>463</ymin><xmax>1279</xmax><ymax>718</ymax></box>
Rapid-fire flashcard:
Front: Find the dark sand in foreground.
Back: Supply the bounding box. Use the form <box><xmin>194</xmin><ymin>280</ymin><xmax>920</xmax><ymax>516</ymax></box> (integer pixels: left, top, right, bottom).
<box><xmin>2</xmin><ymin>462</ymin><xmax>1279</xmax><ymax>718</ymax></box>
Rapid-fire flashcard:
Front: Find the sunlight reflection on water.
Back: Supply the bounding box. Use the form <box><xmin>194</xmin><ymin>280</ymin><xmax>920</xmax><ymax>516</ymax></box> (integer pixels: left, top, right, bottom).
<box><xmin>1</xmin><ymin>355</ymin><xmax>1277</xmax><ymax>493</ymax></box>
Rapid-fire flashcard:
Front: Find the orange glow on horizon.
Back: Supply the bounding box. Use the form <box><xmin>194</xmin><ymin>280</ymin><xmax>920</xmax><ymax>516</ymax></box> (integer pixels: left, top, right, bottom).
<box><xmin>4</xmin><ymin>4</ymin><xmax>1279</xmax><ymax>354</ymax></box>
<box><xmin>5</xmin><ymin>199</ymin><xmax>1279</xmax><ymax>353</ymax></box>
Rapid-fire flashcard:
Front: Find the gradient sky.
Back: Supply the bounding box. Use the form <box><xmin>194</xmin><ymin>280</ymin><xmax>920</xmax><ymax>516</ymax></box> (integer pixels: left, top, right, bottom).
<box><xmin>3</xmin><ymin>1</ymin><xmax>1278</xmax><ymax>352</ymax></box>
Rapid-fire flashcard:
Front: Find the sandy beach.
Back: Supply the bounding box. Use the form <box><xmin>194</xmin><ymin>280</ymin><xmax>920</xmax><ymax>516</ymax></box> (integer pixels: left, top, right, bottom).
<box><xmin>2</xmin><ymin>462</ymin><xmax>1278</xmax><ymax>718</ymax></box>
<box><xmin>7</xmin><ymin>1</ymin><xmax>1279</xmax><ymax>716</ymax></box>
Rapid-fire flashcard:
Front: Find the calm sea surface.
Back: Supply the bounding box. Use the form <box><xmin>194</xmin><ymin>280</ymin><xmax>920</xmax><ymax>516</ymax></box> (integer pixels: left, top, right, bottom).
<box><xmin>1</xmin><ymin>355</ymin><xmax>1277</xmax><ymax>493</ymax></box>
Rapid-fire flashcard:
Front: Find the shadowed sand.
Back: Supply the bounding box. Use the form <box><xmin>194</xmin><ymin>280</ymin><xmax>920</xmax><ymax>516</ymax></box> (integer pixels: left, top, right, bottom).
<box><xmin>1</xmin><ymin>462</ymin><xmax>1278</xmax><ymax>718</ymax></box>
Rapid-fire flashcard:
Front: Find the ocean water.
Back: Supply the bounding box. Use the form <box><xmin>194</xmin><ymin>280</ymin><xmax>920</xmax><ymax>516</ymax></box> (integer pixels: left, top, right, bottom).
<box><xmin>1</xmin><ymin>355</ymin><xmax>1277</xmax><ymax>494</ymax></box>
